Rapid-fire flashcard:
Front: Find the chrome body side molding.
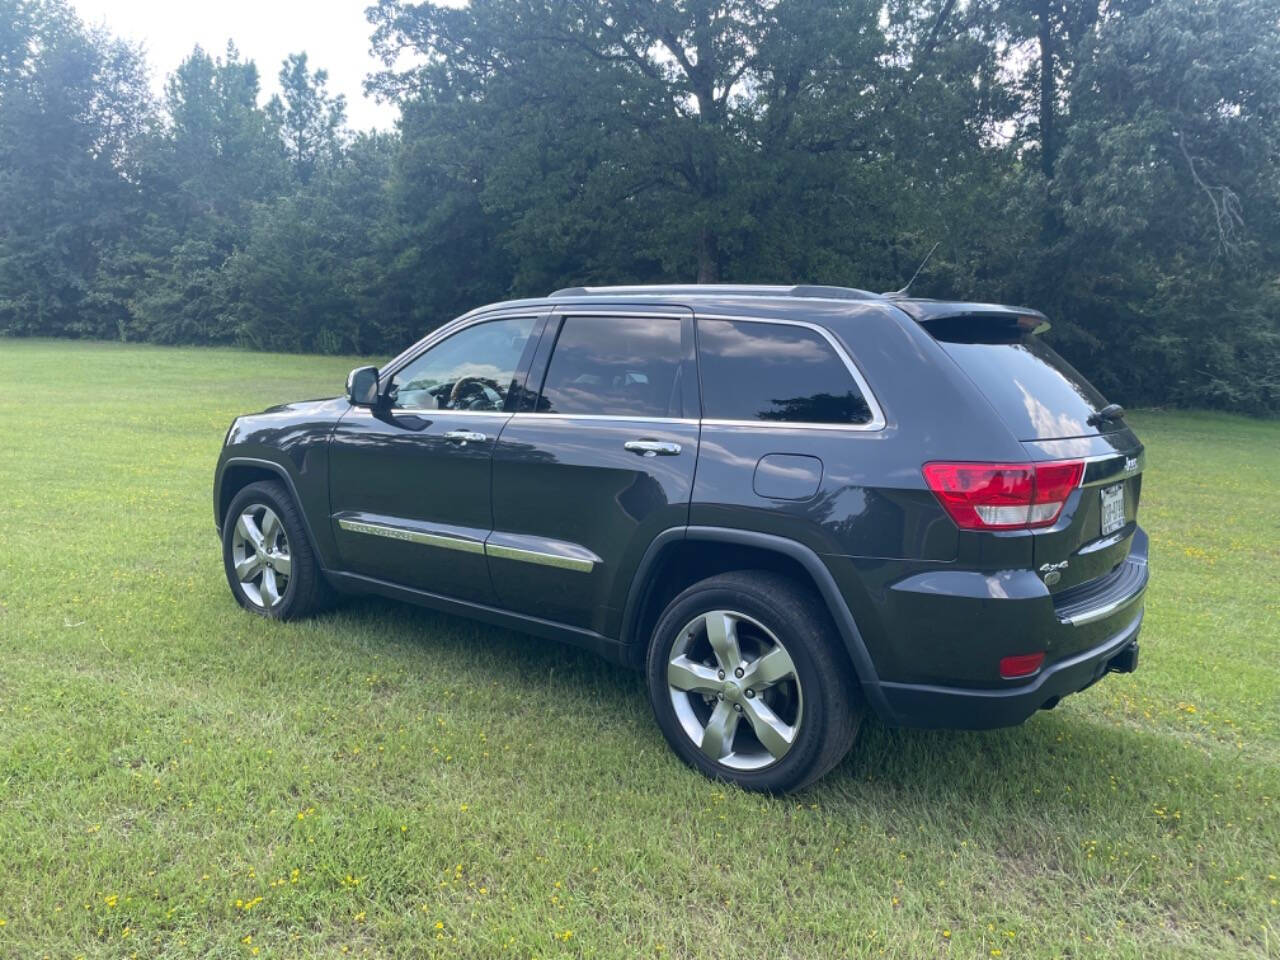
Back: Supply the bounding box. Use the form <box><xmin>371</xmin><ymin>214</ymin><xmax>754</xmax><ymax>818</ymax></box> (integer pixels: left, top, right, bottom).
<box><xmin>336</xmin><ymin>517</ymin><xmax>485</xmax><ymax>555</ymax></box>
<box><xmin>336</xmin><ymin>516</ymin><xmax>600</xmax><ymax>573</ymax></box>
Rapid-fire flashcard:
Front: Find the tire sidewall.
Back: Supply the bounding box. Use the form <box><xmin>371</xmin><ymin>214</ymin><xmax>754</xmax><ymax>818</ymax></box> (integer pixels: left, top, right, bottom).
<box><xmin>646</xmin><ymin>579</ymin><xmax>839</xmax><ymax>792</ymax></box>
<box><xmin>221</xmin><ymin>483</ymin><xmax>302</xmax><ymax>620</ymax></box>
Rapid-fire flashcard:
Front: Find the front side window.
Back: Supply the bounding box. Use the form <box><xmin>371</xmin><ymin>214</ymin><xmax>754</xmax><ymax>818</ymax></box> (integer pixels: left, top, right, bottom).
<box><xmin>538</xmin><ymin>315</ymin><xmax>685</xmax><ymax>418</ymax></box>
<box><xmin>387</xmin><ymin>316</ymin><xmax>537</xmax><ymax>411</ymax></box>
<box><xmin>697</xmin><ymin>319</ymin><xmax>873</xmax><ymax>425</ymax></box>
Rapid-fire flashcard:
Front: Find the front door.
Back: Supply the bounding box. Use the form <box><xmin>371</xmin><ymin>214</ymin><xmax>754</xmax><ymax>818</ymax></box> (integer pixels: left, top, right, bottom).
<box><xmin>328</xmin><ymin>312</ymin><xmax>542</xmax><ymax>603</ymax></box>
<box><xmin>489</xmin><ymin>308</ymin><xmax>700</xmax><ymax>634</ymax></box>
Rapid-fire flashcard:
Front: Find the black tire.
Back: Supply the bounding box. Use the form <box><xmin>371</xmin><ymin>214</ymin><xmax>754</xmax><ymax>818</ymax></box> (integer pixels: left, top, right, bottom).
<box><xmin>645</xmin><ymin>570</ymin><xmax>863</xmax><ymax>793</ymax></box>
<box><xmin>221</xmin><ymin>480</ymin><xmax>329</xmax><ymax>621</ymax></box>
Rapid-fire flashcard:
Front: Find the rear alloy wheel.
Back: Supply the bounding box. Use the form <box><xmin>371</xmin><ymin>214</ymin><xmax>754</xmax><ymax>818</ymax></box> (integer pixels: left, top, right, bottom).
<box><xmin>646</xmin><ymin>570</ymin><xmax>862</xmax><ymax>793</ymax></box>
<box><xmin>667</xmin><ymin>609</ymin><xmax>803</xmax><ymax>770</ymax></box>
<box><xmin>221</xmin><ymin>480</ymin><xmax>328</xmax><ymax>620</ymax></box>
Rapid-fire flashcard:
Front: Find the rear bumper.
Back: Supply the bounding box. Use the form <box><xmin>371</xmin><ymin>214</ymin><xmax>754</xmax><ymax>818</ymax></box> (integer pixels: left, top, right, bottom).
<box><xmin>877</xmin><ymin>609</ymin><xmax>1143</xmax><ymax>729</ymax></box>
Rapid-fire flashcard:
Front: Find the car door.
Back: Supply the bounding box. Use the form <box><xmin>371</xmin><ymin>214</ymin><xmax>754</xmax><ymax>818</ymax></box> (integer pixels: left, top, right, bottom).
<box><xmin>488</xmin><ymin>307</ymin><xmax>700</xmax><ymax>634</ymax></box>
<box><xmin>328</xmin><ymin>311</ymin><xmax>544</xmax><ymax>603</ymax></box>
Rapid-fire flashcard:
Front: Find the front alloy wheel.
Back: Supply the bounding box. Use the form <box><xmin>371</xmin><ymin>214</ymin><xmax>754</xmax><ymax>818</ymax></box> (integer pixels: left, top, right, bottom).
<box><xmin>221</xmin><ymin>479</ymin><xmax>329</xmax><ymax>621</ymax></box>
<box><xmin>667</xmin><ymin>610</ymin><xmax>803</xmax><ymax>770</ymax></box>
<box><xmin>230</xmin><ymin>503</ymin><xmax>292</xmax><ymax>609</ymax></box>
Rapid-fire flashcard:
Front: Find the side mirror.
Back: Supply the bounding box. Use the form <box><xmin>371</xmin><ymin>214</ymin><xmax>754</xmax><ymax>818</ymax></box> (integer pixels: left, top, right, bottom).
<box><xmin>346</xmin><ymin>366</ymin><xmax>380</xmax><ymax>407</ymax></box>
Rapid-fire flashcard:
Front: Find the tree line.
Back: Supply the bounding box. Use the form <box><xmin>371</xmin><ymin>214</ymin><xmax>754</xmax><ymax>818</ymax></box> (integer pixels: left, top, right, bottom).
<box><xmin>2</xmin><ymin>0</ymin><xmax>1277</xmax><ymax>411</ymax></box>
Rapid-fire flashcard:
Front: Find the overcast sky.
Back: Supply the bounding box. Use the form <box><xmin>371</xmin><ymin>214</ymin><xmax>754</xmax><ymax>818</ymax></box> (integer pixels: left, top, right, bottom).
<box><xmin>67</xmin><ymin>0</ymin><xmax>436</xmax><ymax>131</ymax></box>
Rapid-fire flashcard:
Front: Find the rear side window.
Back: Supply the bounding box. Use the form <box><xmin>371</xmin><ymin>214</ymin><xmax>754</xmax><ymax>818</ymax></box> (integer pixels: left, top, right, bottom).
<box><xmin>539</xmin><ymin>315</ymin><xmax>685</xmax><ymax>418</ymax></box>
<box><xmin>926</xmin><ymin>317</ymin><xmax>1109</xmax><ymax>440</ymax></box>
<box><xmin>697</xmin><ymin>319</ymin><xmax>873</xmax><ymax>425</ymax></box>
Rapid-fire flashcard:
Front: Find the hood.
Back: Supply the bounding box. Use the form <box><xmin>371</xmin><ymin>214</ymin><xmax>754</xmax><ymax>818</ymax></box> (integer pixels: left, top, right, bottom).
<box><xmin>258</xmin><ymin>397</ymin><xmax>344</xmax><ymax>416</ymax></box>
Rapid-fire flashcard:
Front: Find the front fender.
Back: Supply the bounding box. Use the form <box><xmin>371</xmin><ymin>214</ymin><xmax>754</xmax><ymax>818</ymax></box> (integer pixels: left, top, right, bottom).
<box><xmin>213</xmin><ymin>397</ymin><xmax>348</xmax><ymax>569</ymax></box>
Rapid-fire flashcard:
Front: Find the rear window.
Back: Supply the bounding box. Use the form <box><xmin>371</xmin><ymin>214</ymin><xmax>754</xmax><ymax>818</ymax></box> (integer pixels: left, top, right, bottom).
<box><xmin>697</xmin><ymin>319</ymin><xmax>873</xmax><ymax>425</ymax></box>
<box><xmin>926</xmin><ymin>316</ymin><xmax>1109</xmax><ymax>441</ymax></box>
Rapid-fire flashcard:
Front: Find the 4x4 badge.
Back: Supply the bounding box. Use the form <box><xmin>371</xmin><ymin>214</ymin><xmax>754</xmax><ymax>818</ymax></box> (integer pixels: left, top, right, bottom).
<box><xmin>1125</xmin><ymin>456</ymin><xmax>1139</xmax><ymax>473</ymax></box>
<box><xmin>1039</xmin><ymin>560</ymin><xmax>1069</xmax><ymax>586</ymax></box>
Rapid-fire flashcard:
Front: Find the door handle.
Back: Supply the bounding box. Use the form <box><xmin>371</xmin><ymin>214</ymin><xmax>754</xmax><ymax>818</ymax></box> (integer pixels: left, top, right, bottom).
<box><xmin>443</xmin><ymin>429</ymin><xmax>487</xmax><ymax>446</ymax></box>
<box><xmin>624</xmin><ymin>440</ymin><xmax>682</xmax><ymax>457</ymax></box>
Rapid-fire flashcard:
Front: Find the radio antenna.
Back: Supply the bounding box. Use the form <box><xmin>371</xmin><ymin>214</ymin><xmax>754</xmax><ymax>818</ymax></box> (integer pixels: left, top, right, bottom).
<box><xmin>884</xmin><ymin>241</ymin><xmax>940</xmax><ymax>298</ymax></box>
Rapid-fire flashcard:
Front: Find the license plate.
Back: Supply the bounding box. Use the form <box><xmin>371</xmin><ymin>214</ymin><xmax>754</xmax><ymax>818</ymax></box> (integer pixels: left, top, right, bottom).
<box><xmin>1100</xmin><ymin>483</ymin><xmax>1125</xmax><ymax>535</ymax></box>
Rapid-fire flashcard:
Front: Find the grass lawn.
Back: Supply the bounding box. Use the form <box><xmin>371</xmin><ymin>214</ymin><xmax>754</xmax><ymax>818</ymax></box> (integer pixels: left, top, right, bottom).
<box><xmin>0</xmin><ymin>338</ymin><xmax>1277</xmax><ymax>959</ymax></box>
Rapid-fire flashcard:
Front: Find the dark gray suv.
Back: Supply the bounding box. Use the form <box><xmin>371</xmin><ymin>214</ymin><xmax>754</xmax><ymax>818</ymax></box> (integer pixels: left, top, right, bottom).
<box><xmin>214</xmin><ymin>285</ymin><xmax>1148</xmax><ymax>791</ymax></box>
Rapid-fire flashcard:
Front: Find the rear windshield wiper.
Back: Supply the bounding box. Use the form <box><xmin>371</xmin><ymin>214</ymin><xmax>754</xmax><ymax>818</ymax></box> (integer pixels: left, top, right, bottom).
<box><xmin>1087</xmin><ymin>403</ymin><xmax>1126</xmax><ymax>426</ymax></box>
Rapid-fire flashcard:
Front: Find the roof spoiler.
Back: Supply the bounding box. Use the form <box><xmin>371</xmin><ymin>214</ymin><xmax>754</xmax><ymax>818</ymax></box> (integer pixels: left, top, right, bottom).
<box><xmin>894</xmin><ymin>301</ymin><xmax>1051</xmax><ymax>334</ymax></box>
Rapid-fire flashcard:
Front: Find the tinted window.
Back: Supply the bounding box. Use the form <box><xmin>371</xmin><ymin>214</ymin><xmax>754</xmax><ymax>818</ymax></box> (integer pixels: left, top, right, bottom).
<box><xmin>697</xmin><ymin>319</ymin><xmax>872</xmax><ymax>425</ymax></box>
<box><xmin>388</xmin><ymin>316</ymin><xmax>536</xmax><ymax>411</ymax></box>
<box><xmin>539</xmin><ymin>315</ymin><xmax>684</xmax><ymax>417</ymax></box>
<box><xmin>927</xmin><ymin>319</ymin><xmax>1108</xmax><ymax>440</ymax></box>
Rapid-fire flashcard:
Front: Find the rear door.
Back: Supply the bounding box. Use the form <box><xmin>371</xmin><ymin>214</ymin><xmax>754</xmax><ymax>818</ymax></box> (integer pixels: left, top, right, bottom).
<box><xmin>488</xmin><ymin>307</ymin><xmax>699</xmax><ymax>633</ymax></box>
<box><xmin>922</xmin><ymin>312</ymin><xmax>1143</xmax><ymax>593</ymax></box>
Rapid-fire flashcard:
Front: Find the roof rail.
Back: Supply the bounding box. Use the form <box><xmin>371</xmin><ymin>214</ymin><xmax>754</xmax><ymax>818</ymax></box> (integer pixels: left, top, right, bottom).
<box><xmin>547</xmin><ymin>284</ymin><xmax>883</xmax><ymax>301</ymax></box>
<box><xmin>789</xmin><ymin>285</ymin><xmax>883</xmax><ymax>301</ymax></box>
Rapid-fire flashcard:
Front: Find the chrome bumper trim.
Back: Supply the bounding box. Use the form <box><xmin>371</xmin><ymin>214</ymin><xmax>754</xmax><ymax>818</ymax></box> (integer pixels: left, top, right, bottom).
<box><xmin>1056</xmin><ymin>557</ymin><xmax>1148</xmax><ymax>626</ymax></box>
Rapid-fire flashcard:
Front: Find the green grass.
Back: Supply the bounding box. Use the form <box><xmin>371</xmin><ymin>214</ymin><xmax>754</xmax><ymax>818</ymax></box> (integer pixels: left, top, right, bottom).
<box><xmin>0</xmin><ymin>339</ymin><xmax>1277</xmax><ymax>960</ymax></box>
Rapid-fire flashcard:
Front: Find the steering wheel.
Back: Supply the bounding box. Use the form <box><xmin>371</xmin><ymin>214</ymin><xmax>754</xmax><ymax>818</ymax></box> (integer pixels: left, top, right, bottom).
<box><xmin>448</xmin><ymin>376</ymin><xmax>499</xmax><ymax>409</ymax></box>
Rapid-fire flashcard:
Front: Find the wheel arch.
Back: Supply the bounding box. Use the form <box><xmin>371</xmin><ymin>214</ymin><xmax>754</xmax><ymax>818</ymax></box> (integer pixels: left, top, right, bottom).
<box><xmin>621</xmin><ymin>526</ymin><xmax>892</xmax><ymax>720</ymax></box>
<box><xmin>215</xmin><ymin>458</ymin><xmax>325</xmax><ymax>570</ymax></box>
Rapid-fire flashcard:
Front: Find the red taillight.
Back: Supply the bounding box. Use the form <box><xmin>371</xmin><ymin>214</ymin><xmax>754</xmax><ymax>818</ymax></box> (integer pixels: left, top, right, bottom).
<box><xmin>922</xmin><ymin>459</ymin><xmax>1084</xmax><ymax>531</ymax></box>
<box><xmin>1000</xmin><ymin>652</ymin><xmax>1046</xmax><ymax>679</ymax></box>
